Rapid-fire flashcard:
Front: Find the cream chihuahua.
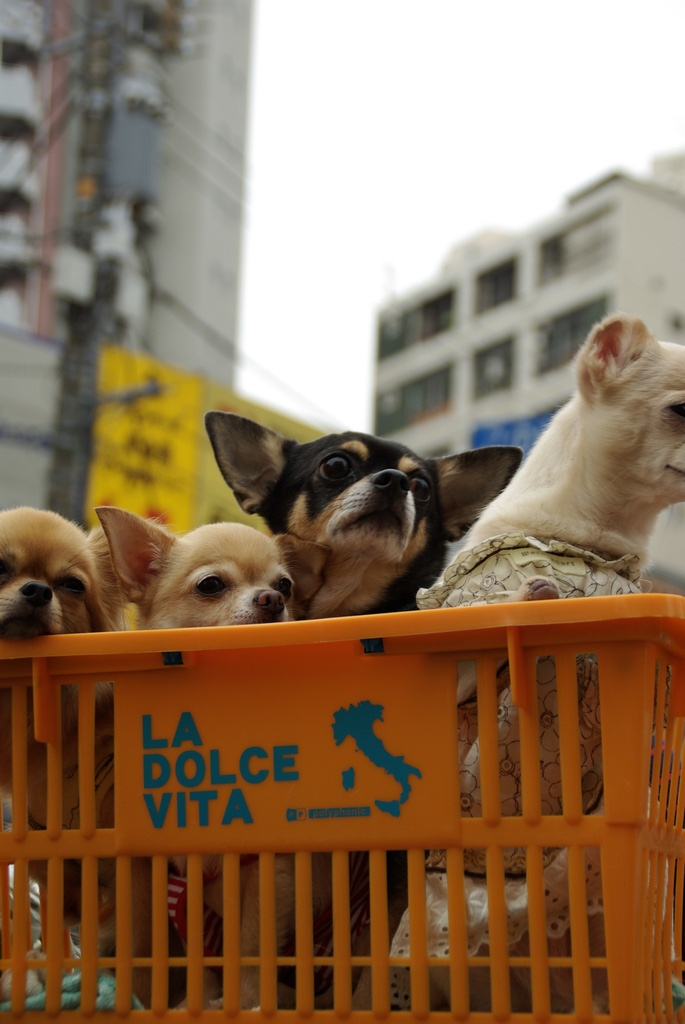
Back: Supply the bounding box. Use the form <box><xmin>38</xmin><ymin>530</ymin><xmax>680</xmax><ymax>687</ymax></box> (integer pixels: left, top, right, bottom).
<box><xmin>393</xmin><ymin>313</ymin><xmax>685</xmax><ymax>1014</ymax></box>
<box><xmin>422</xmin><ymin>312</ymin><xmax>685</xmax><ymax>608</ymax></box>
<box><xmin>95</xmin><ymin>506</ymin><xmax>330</xmax><ymax>1009</ymax></box>
<box><xmin>95</xmin><ymin>506</ymin><xmax>298</xmax><ymax>628</ymax></box>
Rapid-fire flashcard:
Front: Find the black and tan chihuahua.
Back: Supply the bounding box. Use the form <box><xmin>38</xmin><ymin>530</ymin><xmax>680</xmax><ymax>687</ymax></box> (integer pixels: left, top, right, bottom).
<box><xmin>204</xmin><ymin>412</ymin><xmax>522</xmax><ymax>618</ymax></box>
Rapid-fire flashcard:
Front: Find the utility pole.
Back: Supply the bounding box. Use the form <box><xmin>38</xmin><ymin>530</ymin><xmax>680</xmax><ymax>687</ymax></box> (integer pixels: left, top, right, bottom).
<box><xmin>47</xmin><ymin>0</ymin><xmax>122</xmax><ymax>524</ymax></box>
<box><xmin>46</xmin><ymin>0</ymin><xmax>191</xmax><ymax>523</ymax></box>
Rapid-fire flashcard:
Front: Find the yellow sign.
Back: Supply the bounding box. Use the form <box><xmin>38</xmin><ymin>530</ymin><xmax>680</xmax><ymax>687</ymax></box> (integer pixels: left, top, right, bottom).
<box><xmin>85</xmin><ymin>345</ymin><xmax>203</xmax><ymax>530</ymax></box>
<box><xmin>85</xmin><ymin>345</ymin><xmax>322</xmax><ymax>532</ymax></box>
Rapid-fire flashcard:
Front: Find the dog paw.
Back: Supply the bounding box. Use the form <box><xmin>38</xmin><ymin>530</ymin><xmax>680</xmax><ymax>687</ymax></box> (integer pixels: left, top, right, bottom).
<box><xmin>516</xmin><ymin>576</ymin><xmax>560</xmax><ymax>602</ymax></box>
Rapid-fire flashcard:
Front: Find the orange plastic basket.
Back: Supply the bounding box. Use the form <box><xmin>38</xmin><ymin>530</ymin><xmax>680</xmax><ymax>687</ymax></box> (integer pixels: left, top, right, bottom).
<box><xmin>1</xmin><ymin>593</ymin><xmax>685</xmax><ymax>1021</ymax></box>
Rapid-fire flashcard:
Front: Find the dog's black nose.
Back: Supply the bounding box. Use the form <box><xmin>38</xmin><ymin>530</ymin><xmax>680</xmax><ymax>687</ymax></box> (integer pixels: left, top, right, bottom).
<box><xmin>371</xmin><ymin>469</ymin><xmax>410</xmax><ymax>495</ymax></box>
<box><xmin>20</xmin><ymin>581</ymin><xmax>53</xmax><ymax>608</ymax></box>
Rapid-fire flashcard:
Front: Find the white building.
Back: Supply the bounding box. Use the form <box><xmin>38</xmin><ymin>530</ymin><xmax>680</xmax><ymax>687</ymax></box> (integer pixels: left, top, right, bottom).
<box><xmin>145</xmin><ymin>0</ymin><xmax>252</xmax><ymax>382</ymax></box>
<box><xmin>374</xmin><ymin>166</ymin><xmax>685</xmax><ymax>589</ymax></box>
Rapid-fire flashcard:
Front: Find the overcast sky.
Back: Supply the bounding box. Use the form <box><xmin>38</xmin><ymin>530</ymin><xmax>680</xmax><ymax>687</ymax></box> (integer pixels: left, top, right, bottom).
<box><xmin>235</xmin><ymin>0</ymin><xmax>685</xmax><ymax>434</ymax></box>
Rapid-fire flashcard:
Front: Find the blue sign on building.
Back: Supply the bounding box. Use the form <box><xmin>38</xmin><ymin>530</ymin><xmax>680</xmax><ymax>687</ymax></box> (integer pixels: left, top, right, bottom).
<box><xmin>472</xmin><ymin>411</ymin><xmax>554</xmax><ymax>457</ymax></box>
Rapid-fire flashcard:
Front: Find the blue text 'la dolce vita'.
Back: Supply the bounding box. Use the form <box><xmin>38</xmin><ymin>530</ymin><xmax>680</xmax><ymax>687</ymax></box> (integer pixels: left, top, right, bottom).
<box><xmin>141</xmin><ymin>711</ymin><xmax>299</xmax><ymax>829</ymax></box>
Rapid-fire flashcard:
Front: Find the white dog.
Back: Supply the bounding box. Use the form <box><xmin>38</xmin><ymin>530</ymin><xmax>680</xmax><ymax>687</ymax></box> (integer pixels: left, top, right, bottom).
<box><xmin>391</xmin><ymin>312</ymin><xmax>685</xmax><ymax>1013</ymax></box>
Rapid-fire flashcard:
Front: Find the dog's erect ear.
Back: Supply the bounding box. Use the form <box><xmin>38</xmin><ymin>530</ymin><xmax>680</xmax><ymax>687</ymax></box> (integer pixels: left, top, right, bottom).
<box><xmin>205</xmin><ymin>412</ymin><xmax>290</xmax><ymax>515</ymax></box>
<box><xmin>276</xmin><ymin>534</ymin><xmax>330</xmax><ymax>619</ymax></box>
<box><xmin>95</xmin><ymin>506</ymin><xmax>176</xmax><ymax>603</ymax></box>
<box><xmin>435</xmin><ymin>446</ymin><xmax>523</xmax><ymax>541</ymax></box>
<box><xmin>576</xmin><ymin>313</ymin><xmax>656</xmax><ymax>395</ymax></box>
<box><xmin>85</xmin><ymin>527</ymin><xmax>130</xmax><ymax>632</ymax></box>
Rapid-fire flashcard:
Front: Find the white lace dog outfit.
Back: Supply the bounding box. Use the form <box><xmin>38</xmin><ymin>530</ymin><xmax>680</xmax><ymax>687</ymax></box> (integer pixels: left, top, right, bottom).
<box><xmin>388</xmin><ymin>532</ymin><xmax>643</xmax><ymax>1007</ymax></box>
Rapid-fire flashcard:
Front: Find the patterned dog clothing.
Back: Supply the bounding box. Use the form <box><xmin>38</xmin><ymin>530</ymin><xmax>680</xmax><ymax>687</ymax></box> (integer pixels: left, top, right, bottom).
<box><xmin>388</xmin><ymin>532</ymin><xmax>643</xmax><ymax>1004</ymax></box>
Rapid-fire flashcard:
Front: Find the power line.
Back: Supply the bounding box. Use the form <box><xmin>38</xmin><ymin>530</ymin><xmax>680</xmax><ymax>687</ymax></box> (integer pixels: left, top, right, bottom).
<box><xmin>37</xmin><ymin>82</ymin><xmax>81</xmax><ymax>159</ymax></box>
<box><xmin>163</xmin><ymin>143</ymin><xmax>246</xmax><ymax>216</ymax></box>
<box><xmin>153</xmin><ymin>289</ymin><xmax>344</xmax><ymax>428</ymax></box>
<box><xmin>153</xmin><ymin>285</ymin><xmax>235</xmax><ymax>357</ymax></box>
<box><xmin>166</xmin><ymin>90</ymin><xmax>247</xmax><ymax>165</ymax></box>
<box><xmin>166</xmin><ymin>82</ymin><xmax>249</xmax><ymax>177</ymax></box>
<box><xmin>234</xmin><ymin>359</ymin><xmax>346</xmax><ymax>430</ymax></box>
<box><xmin>166</xmin><ymin>114</ymin><xmax>249</xmax><ymax>191</ymax></box>
<box><xmin>0</xmin><ymin>421</ymin><xmax>52</xmax><ymax>450</ymax></box>
<box><xmin>0</xmin><ymin>319</ymin><xmax>64</xmax><ymax>347</ymax></box>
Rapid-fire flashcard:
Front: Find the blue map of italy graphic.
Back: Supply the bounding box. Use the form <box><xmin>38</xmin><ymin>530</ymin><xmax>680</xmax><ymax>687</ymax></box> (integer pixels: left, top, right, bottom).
<box><xmin>331</xmin><ymin>700</ymin><xmax>421</xmax><ymax>817</ymax></box>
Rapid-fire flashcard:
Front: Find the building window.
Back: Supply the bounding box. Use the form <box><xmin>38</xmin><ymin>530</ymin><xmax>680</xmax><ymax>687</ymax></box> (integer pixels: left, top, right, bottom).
<box><xmin>539</xmin><ymin>236</ymin><xmax>564</xmax><ymax>282</ymax></box>
<box><xmin>539</xmin><ymin>210</ymin><xmax>613</xmax><ymax>284</ymax></box>
<box><xmin>474</xmin><ymin>337</ymin><xmax>514</xmax><ymax>397</ymax></box>
<box><xmin>537</xmin><ymin>297</ymin><xmax>608</xmax><ymax>373</ymax></box>
<box><xmin>378</xmin><ymin>289</ymin><xmax>455</xmax><ymax>359</ymax></box>
<box><xmin>375</xmin><ymin>365</ymin><xmax>452</xmax><ymax>434</ymax></box>
<box><xmin>420</xmin><ymin>291</ymin><xmax>454</xmax><ymax>339</ymax></box>
<box><xmin>476</xmin><ymin>259</ymin><xmax>517</xmax><ymax>313</ymax></box>
<box><xmin>378</xmin><ymin>312</ymin><xmax>414</xmax><ymax>359</ymax></box>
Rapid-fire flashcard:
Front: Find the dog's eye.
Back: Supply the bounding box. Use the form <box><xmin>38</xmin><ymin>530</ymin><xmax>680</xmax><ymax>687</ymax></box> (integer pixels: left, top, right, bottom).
<box><xmin>60</xmin><ymin>576</ymin><xmax>86</xmax><ymax>594</ymax></box>
<box><xmin>409</xmin><ymin>477</ymin><xmax>432</xmax><ymax>502</ymax></box>
<box><xmin>670</xmin><ymin>403</ymin><xmax>685</xmax><ymax>419</ymax></box>
<box><xmin>276</xmin><ymin>577</ymin><xmax>292</xmax><ymax>599</ymax></box>
<box><xmin>320</xmin><ymin>454</ymin><xmax>352</xmax><ymax>481</ymax></box>
<box><xmin>197</xmin><ymin>575</ymin><xmax>225</xmax><ymax>596</ymax></box>
<box><xmin>0</xmin><ymin>560</ymin><xmax>8</xmax><ymax>576</ymax></box>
